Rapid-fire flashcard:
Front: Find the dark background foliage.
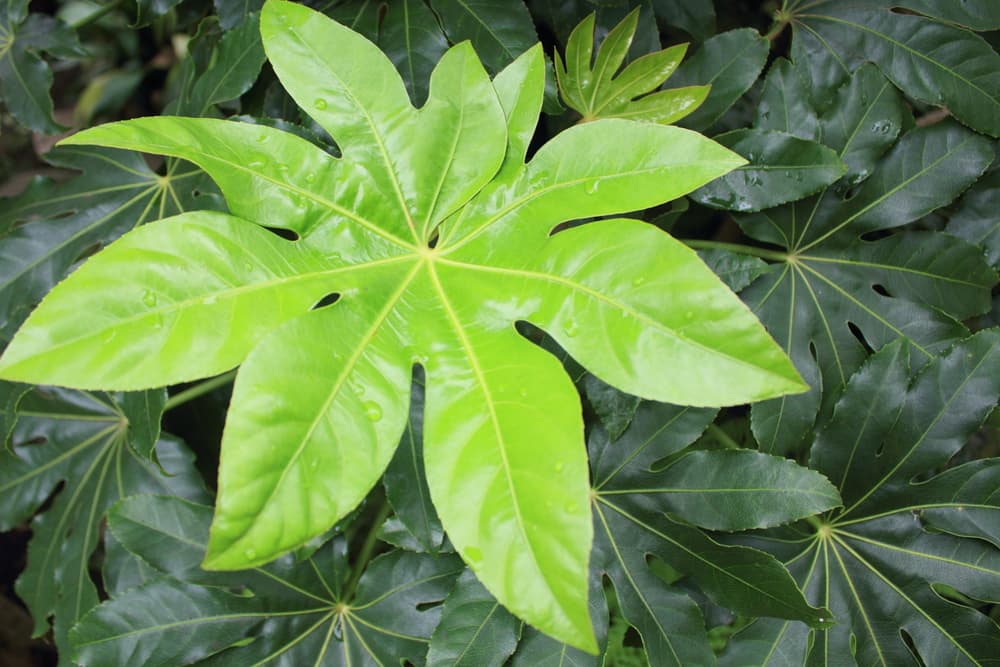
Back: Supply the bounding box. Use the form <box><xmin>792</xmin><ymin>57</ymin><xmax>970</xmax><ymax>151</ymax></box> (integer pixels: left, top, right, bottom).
<box><xmin>1</xmin><ymin>0</ymin><xmax>998</xmax><ymax>665</ymax></box>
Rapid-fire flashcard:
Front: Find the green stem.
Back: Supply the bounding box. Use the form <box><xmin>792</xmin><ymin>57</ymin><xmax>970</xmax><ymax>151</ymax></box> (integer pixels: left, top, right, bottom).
<box><xmin>707</xmin><ymin>423</ymin><xmax>741</xmax><ymax>450</ymax></box>
<box><xmin>163</xmin><ymin>369</ymin><xmax>237</xmax><ymax>411</ymax></box>
<box><xmin>683</xmin><ymin>239</ymin><xmax>788</xmax><ymax>263</ymax></box>
<box><xmin>342</xmin><ymin>497</ymin><xmax>392</xmax><ymax>602</ymax></box>
<box><xmin>805</xmin><ymin>514</ymin><xmax>825</xmax><ymax>531</ymax></box>
<box><xmin>70</xmin><ymin>0</ymin><xmax>127</xmax><ymax>29</ymax></box>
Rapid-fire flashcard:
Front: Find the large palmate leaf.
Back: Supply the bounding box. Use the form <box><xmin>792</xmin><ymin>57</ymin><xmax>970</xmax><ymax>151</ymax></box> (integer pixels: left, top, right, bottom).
<box><xmin>0</xmin><ymin>146</ymin><xmax>216</xmax><ymax>346</ymax></box>
<box><xmin>70</xmin><ymin>495</ymin><xmax>463</xmax><ymax>666</ymax></box>
<box><xmin>734</xmin><ymin>64</ymin><xmax>996</xmax><ymax>455</ymax></box>
<box><xmin>0</xmin><ymin>0</ymin><xmax>86</xmax><ymax>133</ymax></box>
<box><xmin>785</xmin><ymin>0</ymin><xmax>1000</xmax><ymax>137</ymax></box>
<box><xmin>0</xmin><ymin>0</ymin><xmax>805</xmax><ymax>649</ymax></box>
<box><xmin>553</xmin><ymin>9</ymin><xmax>709</xmax><ymax>124</ymax></box>
<box><xmin>0</xmin><ymin>388</ymin><xmax>207</xmax><ymax>663</ymax></box>
<box><xmin>588</xmin><ymin>400</ymin><xmax>837</xmax><ymax>666</ymax></box>
<box><xmin>722</xmin><ymin>331</ymin><xmax>1000</xmax><ymax>666</ymax></box>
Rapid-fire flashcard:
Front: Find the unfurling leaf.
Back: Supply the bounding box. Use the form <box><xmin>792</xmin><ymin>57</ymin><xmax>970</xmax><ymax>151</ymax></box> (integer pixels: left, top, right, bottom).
<box><xmin>554</xmin><ymin>10</ymin><xmax>709</xmax><ymax>124</ymax></box>
<box><xmin>0</xmin><ymin>0</ymin><xmax>804</xmax><ymax>650</ymax></box>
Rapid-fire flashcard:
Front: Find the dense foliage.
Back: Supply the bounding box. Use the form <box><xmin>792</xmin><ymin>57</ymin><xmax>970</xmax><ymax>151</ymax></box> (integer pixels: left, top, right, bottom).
<box><xmin>0</xmin><ymin>0</ymin><xmax>997</xmax><ymax>665</ymax></box>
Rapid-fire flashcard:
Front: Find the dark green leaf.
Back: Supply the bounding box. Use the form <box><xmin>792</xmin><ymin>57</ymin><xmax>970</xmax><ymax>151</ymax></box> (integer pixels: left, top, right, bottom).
<box><xmin>724</xmin><ymin>332</ymin><xmax>1000</xmax><ymax>666</ymax></box>
<box><xmin>790</xmin><ymin>1</ymin><xmax>1000</xmax><ymax>137</ymax></box>
<box><xmin>696</xmin><ymin>248</ymin><xmax>769</xmax><ymax>292</ymax></box>
<box><xmin>0</xmin><ymin>1</ymin><xmax>85</xmax><ymax>133</ymax></box>
<box><xmin>754</xmin><ymin>58</ymin><xmax>818</xmax><ymax>140</ymax></box>
<box><xmin>428</xmin><ymin>0</ymin><xmax>538</xmax><ymax>73</ymax></box>
<box><xmin>427</xmin><ymin>568</ymin><xmax>520</xmax><ymax>666</ymax></box>
<box><xmin>379</xmin><ymin>0</ymin><xmax>450</xmax><ymax>104</ymax></box>
<box><xmin>639</xmin><ymin>450</ymin><xmax>841</xmax><ymax>531</ymax></box>
<box><xmin>214</xmin><ymin>0</ymin><xmax>266</xmax><ymax>30</ymax></box>
<box><xmin>583</xmin><ymin>374</ymin><xmax>640</xmax><ymax>442</ymax></box>
<box><xmin>0</xmin><ymin>146</ymin><xmax>217</xmax><ymax>346</ymax></box>
<box><xmin>741</xmin><ymin>106</ymin><xmax>994</xmax><ymax>455</ymax></box>
<box><xmin>671</xmin><ymin>28</ymin><xmax>769</xmax><ymax>131</ymax></box>
<box><xmin>0</xmin><ymin>380</ymin><xmax>30</xmax><ymax>449</ymax></box>
<box><xmin>893</xmin><ymin>0</ymin><xmax>1000</xmax><ymax>30</ymax></box>
<box><xmin>119</xmin><ymin>390</ymin><xmax>167</xmax><ymax>460</ymax></box>
<box><xmin>382</xmin><ymin>377</ymin><xmax>444</xmax><ymax>552</ymax></box>
<box><xmin>651</xmin><ymin>0</ymin><xmax>715</xmax><ymax>41</ymax></box>
<box><xmin>947</xmin><ymin>161</ymin><xmax>1000</xmax><ymax>269</ymax></box>
<box><xmin>692</xmin><ymin>129</ymin><xmax>846</xmax><ymax>212</ymax></box>
<box><xmin>135</xmin><ymin>0</ymin><xmax>184</xmax><ymax>27</ymax></box>
<box><xmin>0</xmin><ymin>388</ymin><xmax>207</xmax><ymax>660</ymax></box>
<box><xmin>169</xmin><ymin>14</ymin><xmax>265</xmax><ymax>116</ymax></box>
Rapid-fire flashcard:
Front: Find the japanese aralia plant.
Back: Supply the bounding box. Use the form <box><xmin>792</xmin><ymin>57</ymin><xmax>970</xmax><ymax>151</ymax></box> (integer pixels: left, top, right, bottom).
<box><xmin>0</xmin><ymin>0</ymin><xmax>997</xmax><ymax>664</ymax></box>
<box><xmin>0</xmin><ymin>0</ymin><xmax>813</xmax><ymax>652</ymax></box>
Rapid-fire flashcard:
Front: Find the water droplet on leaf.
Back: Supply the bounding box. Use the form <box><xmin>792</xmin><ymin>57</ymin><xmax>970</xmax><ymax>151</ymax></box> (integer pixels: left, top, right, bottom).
<box><xmin>314</xmin><ymin>98</ymin><xmax>328</xmax><ymax>110</ymax></box>
<box><xmin>305</xmin><ymin>172</ymin><xmax>316</xmax><ymax>183</ymax></box>
<box><xmin>586</xmin><ymin>181</ymin><xmax>600</xmax><ymax>195</ymax></box>
<box><xmin>632</xmin><ymin>276</ymin><xmax>645</xmax><ymax>287</ymax></box>
<box><xmin>364</xmin><ymin>402</ymin><xmax>382</xmax><ymax>421</ymax></box>
<box><xmin>554</xmin><ymin>462</ymin><xmax>564</xmax><ymax>473</ymax></box>
<box><xmin>564</xmin><ymin>321</ymin><xmax>579</xmax><ymax>337</ymax></box>
<box><xmin>142</xmin><ymin>290</ymin><xmax>157</xmax><ymax>307</ymax></box>
<box><xmin>244</xmin><ymin>548</ymin><xmax>257</xmax><ymax>559</ymax></box>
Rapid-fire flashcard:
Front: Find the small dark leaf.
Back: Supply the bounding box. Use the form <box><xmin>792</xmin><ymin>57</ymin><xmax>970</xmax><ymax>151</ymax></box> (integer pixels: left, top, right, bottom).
<box><xmin>428</xmin><ymin>0</ymin><xmax>538</xmax><ymax>74</ymax></box>
<box><xmin>427</xmin><ymin>568</ymin><xmax>520</xmax><ymax>666</ymax></box>
<box><xmin>671</xmin><ymin>28</ymin><xmax>769</xmax><ymax>131</ymax></box>
<box><xmin>692</xmin><ymin>129</ymin><xmax>846</xmax><ymax>212</ymax></box>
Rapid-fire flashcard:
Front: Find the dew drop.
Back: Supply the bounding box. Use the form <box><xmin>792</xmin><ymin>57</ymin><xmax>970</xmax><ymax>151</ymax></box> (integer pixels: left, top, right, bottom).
<box><xmin>142</xmin><ymin>290</ymin><xmax>157</xmax><ymax>307</ymax></box>
<box><xmin>364</xmin><ymin>402</ymin><xmax>382</xmax><ymax>422</ymax></box>
<box><xmin>255</xmin><ymin>133</ymin><xmax>268</xmax><ymax>143</ymax></box>
<box><xmin>309</xmin><ymin>458</ymin><xmax>320</xmax><ymax>470</ymax></box>
<box><xmin>519</xmin><ymin>388</ymin><xmax>528</xmax><ymax>397</ymax></box>
<box><xmin>585</xmin><ymin>180</ymin><xmax>600</xmax><ymax>195</ymax></box>
<box><xmin>564</xmin><ymin>321</ymin><xmax>579</xmax><ymax>337</ymax></box>
<box><xmin>565</xmin><ymin>502</ymin><xmax>579</xmax><ymax>513</ymax></box>
<box><xmin>248</xmin><ymin>160</ymin><xmax>265</xmax><ymax>169</ymax></box>
<box><xmin>244</xmin><ymin>261</ymin><xmax>254</xmax><ymax>272</ymax></box>
<box><xmin>305</xmin><ymin>172</ymin><xmax>317</xmax><ymax>184</ymax></box>
<box><xmin>684</xmin><ymin>310</ymin><xmax>694</xmax><ymax>319</ymax></box>
<box><xmin>103</xmin><ymin>331</ymin><xmax>117</xmax><ymax>344</ymax></box>
<box><xmin>276</xmin><ymin>163</ymin><xmax>289</xmax><ymax>173</ymax></box>
<box><xmin>465</xmin><ymin>546</ymin><xmax>483</xmax><ymax>564</ymax></box>
<box><xmin>314</xmin><ymin>98</ymin><xmax>329</xmax><ymax>110</ymax></box>
<box><xmin>632</xmin><ymin>276</ymin><xmax>646</xmax><ymax>287</ymax></box>
<box><xmin>554</xmin><ymin>462</ymin><xmax>565</xmax><ymax>473</ymax></box>
<box><xmin>244</xmin><ymin>548</ymin><xmax>257</xmax><ymax>559</ymax></box>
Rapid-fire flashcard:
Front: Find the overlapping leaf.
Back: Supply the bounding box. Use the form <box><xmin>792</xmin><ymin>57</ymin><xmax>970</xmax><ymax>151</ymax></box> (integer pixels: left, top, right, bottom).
<box><xmin>0</xmin><ymin>146</ymin><xmax>218</xmax><ymax>347</ymax></box>
<box><xmin>553</xmin><ymin>9</ymin><xmax>709</xmax><ymax>124</ymax></box>
<box><xmin>0</xmin><ymin>388</ymin><xmax>207</xmax><ymax>662</ymax></box>
<box><xmin>786</xmin><ymin>0</ymin><xmax>1000</xmax><ymax>137</ymax></box>
<box><xmin>735</xmin><ymin>64</ymin><xmax>996</xmax><ymax>455</ymax></box>
<box><xmin>0</xmin><ymin>0</ymin><xmax>805</xmax><ymax>649</ymax></box>
<box><xmin>0</xmin><ymin>0</ymin><xmax>86</xmax><ymax>133</ymax></box>
<box><xmin>722</xmin><ymin>331</ymin><xmax>1000</xmax><ymax>665</ymax></box>
<box><xmin>70</xmin><ymin>495</ymin><xmax>463</xmax><ymax>666</ymax></box>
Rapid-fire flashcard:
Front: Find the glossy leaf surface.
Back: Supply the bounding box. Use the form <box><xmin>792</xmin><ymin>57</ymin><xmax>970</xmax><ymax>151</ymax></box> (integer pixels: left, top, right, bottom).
<box><xmin>0</xmin><ymin>388</ymin><xmax>207</xmax><ymax>661</ymax></box>
<box><xmin>427</xmin><ymin>568</ymin><xmax>520</xmax><ymax>666</ymax></box>
<box><xmin>553</xmin><ymin>10</ymin><xmax>709</xmax><ymax>124</ymax></box>
<box><xmin>737</xmin><ymin>65</ymin><xmax>996</xmax><ymax>456</ymax></box>
<box><xmin>71</xmin><ymin>495</ymin><xmax>463</xmax><ymax>666</ymax></box>
<box><xmin>0</xmin><ymin>0</ymin><xmax>806</xmax><ymax>650</ymax></box>
<box><xmin>788</xmin><ymin>0</ymin><xmax>1000</xmax><ymax>137</ymax></box>
<box><xmin>722</xmin><ymin>332</ymin><xmax>1000</xmax><ymax>666</ymax></box>
<box><xmin>0</xmin><ymin>146</ymin><xmax>216</xmax><ymax>346</ymax></box>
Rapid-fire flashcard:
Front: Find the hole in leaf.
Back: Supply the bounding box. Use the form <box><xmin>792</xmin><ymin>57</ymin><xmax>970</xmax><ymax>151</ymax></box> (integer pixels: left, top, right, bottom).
<box><xmin>415</xmin><ymin>599</ymin><xmax>444</xmax><ymax>612</ymax></box>
<box><xmin>847</xmin><ymin>321</ymin><xmax>874</xmax><ymax>355</ymax></box>
<box><xmin>263</xmin><ymin>226</ymin><xmax>300</xmax><ymax>241</ymax></box>
<box><xmin>898</xmin><ymin>628</ymin><xmax>925</xmax><ymax>665</ymax></box>
<box><xmin>73</xmin><ymin>241</ymin><xmax>104</xmax><ymax>264</ymax></box>
<box><xmin>860</xmin><ymin>229</ymin><xmax>892</xmax><ymax>242</ymax></box>
<box><xmin>871</xmin><ymin>283</ymin><xmax>891</xmax><ymax>297</ymax></box>
<box><xmin>427</xmin><ymin>229</ymin><xmax>439</xmax><ymax>249</ymax></box>
<box><xmin>16</xmin><ymin>435</ymin><xmax>48</xmax><ymax>448</ymax></box>
<box><xmin>808</xmin><ymin>341</ymin><xmax>819</xmax><ymax>363</ymax></box>
<box><xmin>311</xmin><ymin>293</ymin><xmax>340</xmax><ymax>310</ymax></box>
<box><xmin>622</xmin><ymin>625</ymin><xmax>643</xmax><ymax>648</ymax></box>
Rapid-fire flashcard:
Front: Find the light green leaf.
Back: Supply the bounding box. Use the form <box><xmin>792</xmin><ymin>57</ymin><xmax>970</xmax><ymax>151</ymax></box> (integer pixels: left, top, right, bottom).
<box><xmin>427</xmin><ymin>568</ymin><xmax>521</xmax><ymax>666</ymax></box>
<box><xmin>789</xmin><ymin>0</ymin><xmax>1000</xmax><ymax>137</ymax></box>
<box><xmin>692</xmin><ymin>129</ymin><xmax>846</xmax><ymax>212</ymax></box>
<box><xmin>553</xmin><ymin>10</ymin><xmax>708</xmax><ymax>124</ymax></box>
<box><xmin>671</xmin><ymin>28</ymin><xmax>769</xmax><ymax>131</ymax></box>
<box><xmin>0</xmin><ymin>0</ymin><xmax>800</xmax><ymax>650</ymax></box>
<box><xmin>0</xmin><ymin>388</ymin><xmax>207</xmax><ymax>661</ymax></box>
